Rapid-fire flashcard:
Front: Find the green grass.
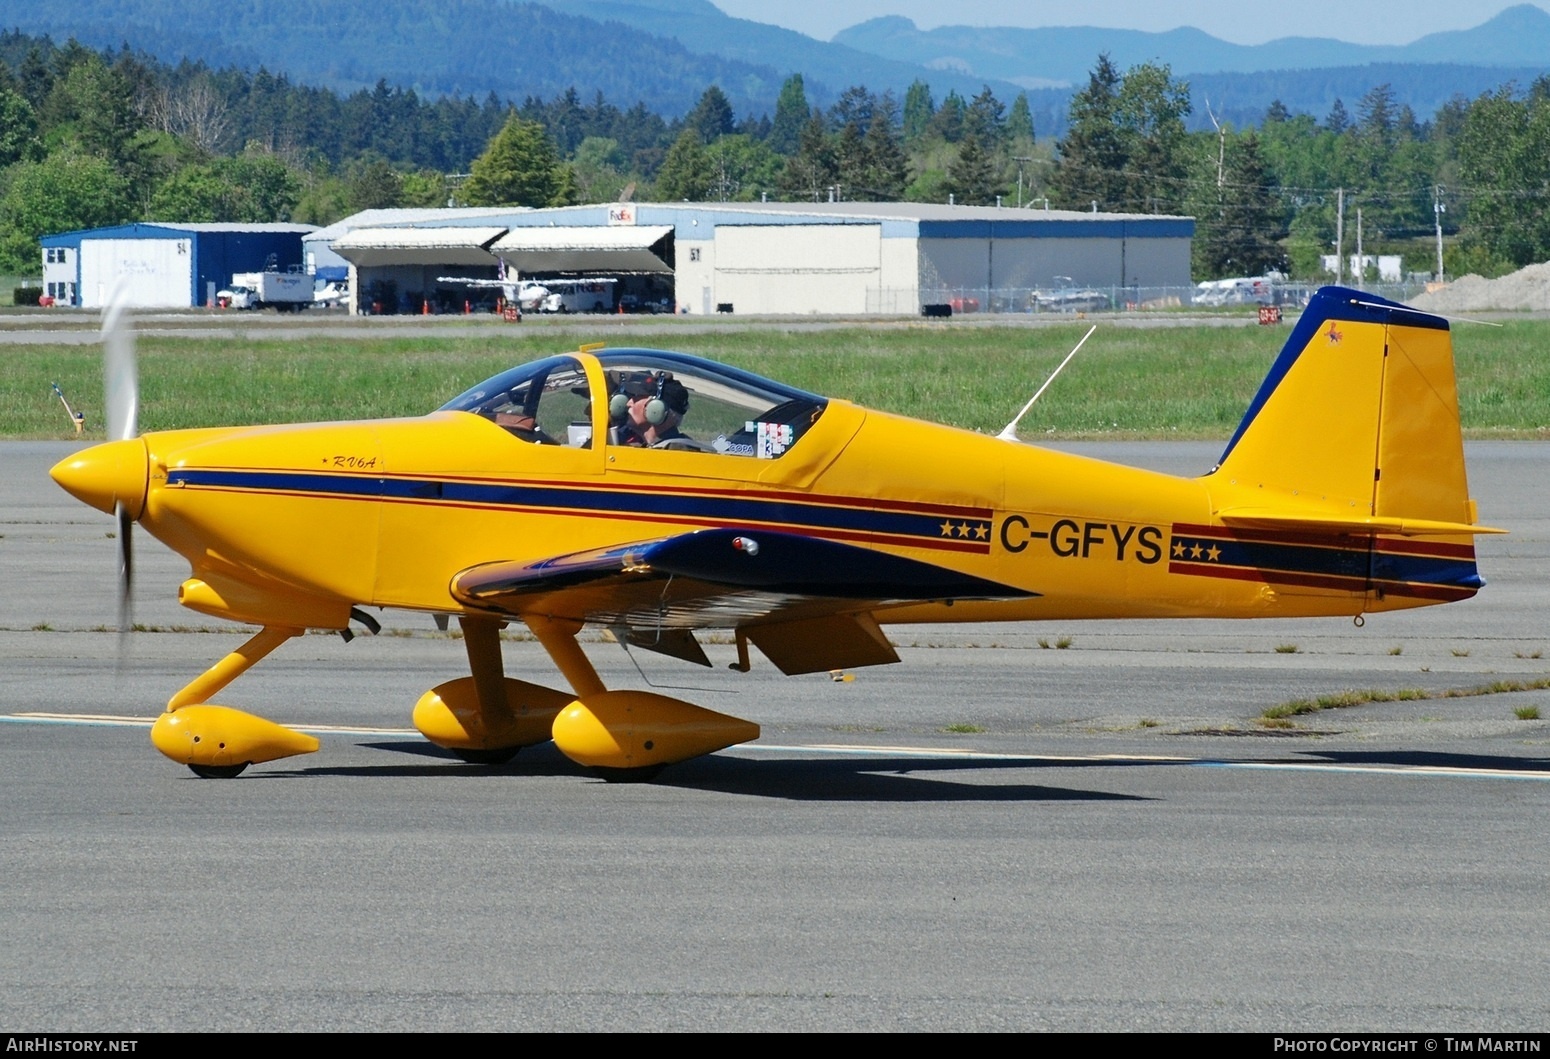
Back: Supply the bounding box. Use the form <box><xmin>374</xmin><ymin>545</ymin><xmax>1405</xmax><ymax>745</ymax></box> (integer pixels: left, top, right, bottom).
<box><xmin>1514</xmin><ymin>705</ymin><xmax>1541</xmax><ymax>720</ymax></box>
<box><xmin>1261</xmin><ymin>679</ymin><xmax>1550</xmax><ymax>720</ymax></box>
<box><xmin>941</xmin><ymin>723</ymin><xmax>986</xmax><ymax>734</ymax></box>
<box><xmin>8</xmin><ymin>317</ymin><xmax>1550</xmax><ymax>439</ymax></box>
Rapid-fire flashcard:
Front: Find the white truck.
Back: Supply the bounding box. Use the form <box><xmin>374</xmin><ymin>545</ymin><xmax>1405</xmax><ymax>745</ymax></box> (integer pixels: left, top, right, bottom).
<box><xmin>536</xmin><ymin>279</ymin><xmax>616</xmax><ymax>313</ymax></box>
<box><xmin>218</xmin><ymin>270</ymin><xmax>313</xmax><ymax>311</ymax></box>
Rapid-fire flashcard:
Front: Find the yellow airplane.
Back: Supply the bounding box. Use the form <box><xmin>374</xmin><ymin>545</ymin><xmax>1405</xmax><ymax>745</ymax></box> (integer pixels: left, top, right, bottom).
<box><xmin>51</xmin><ymin>286</ymin><xmax>1498</xmax><ymax>779</ymax></box>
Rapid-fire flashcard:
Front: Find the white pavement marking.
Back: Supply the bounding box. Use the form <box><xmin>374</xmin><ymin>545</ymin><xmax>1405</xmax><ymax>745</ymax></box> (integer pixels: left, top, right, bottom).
<box><xmin>3</xmin><ymin>712</ymin><xmax>420</xmax><ymax>737</ymax></box>
<box><xmin>10</xmin><ymin>715</ymin><xmax>1550</xmax><ymax>781</ymax></box>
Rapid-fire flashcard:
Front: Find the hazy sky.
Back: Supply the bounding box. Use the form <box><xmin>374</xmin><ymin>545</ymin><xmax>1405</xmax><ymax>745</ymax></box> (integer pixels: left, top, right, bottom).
<box><xmin>711</xmin><ymin>1</ymin><xmax>1548</xmax><ymax>46</ymax></box>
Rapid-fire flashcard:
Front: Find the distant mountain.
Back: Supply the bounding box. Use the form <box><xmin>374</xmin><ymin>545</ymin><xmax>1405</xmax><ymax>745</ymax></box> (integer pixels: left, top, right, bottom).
<box><xmin>833</xmin><ymin>5</ymin><xmax>1550</xmax><ymax>88</ymax></box>
<box><xmin>526</xmin><ymin>0</ymin><xmax>1026</xmax><ymax>105</ymax></box>
<box><xmin>4</xmin><ymin>0</ymin><xmax>1025</xmax><ymax>118</ymax></box>
<box><xmin>1183</xmin><ymin>63</ymin><xmax>1550</xmax><ymax>130</ymax></box>
<box><xmin>3</xmin><ymin>0</ymin><xmax>787</xmax><ymax>115</ymax></box>
<box><xmin>8</xmin><ymin>0</ymin><xmax>1547</xmax><ymax>133</ymax></box>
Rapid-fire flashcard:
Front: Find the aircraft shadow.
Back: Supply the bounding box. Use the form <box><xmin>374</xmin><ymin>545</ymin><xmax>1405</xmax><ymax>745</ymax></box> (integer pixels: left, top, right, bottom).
<box><xmin>269</xmin><ymin>739</ymin><xmax>1152</xmax><ymax>803</ymax></box>
<box><xmin>1291</xmin><ymin>749</ymin><xmax>1550</xmax><ymax>772</ymax></box>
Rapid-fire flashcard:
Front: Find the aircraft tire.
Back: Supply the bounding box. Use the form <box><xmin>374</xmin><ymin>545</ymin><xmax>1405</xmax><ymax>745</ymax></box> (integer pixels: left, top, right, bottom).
<box><xmin>451</xmin><ymin>746</ymin><xmax>521</xmax><ymax>766</ymax></box>
<box><xmin>589</xmin><ymin>764</ymin><xmax>666</xmax><ymax>783</ymax></box>
<box><xmin>188</xmin><ymin>762</ymin><xmax>248</xmax><ymax>779</ymax></box>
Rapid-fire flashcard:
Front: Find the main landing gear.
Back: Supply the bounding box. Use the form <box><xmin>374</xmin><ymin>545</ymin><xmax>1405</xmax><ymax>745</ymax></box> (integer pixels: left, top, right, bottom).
<box><xmin>150</xmin><ymin>614</ymin><xmax>760</xmax><ymax>781</ymax></box>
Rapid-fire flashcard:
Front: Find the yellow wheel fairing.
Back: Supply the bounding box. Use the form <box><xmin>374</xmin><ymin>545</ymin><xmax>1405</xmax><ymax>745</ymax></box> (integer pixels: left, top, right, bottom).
<box><xmin>551</xmin><ymin>691</ymin><xmax>760</xmax><ymax>770</ymax></box>
<box><xmin>412</xmin><ymin>675</ymin><xmax>570</xmax><ymax>752</ymax></box>
<box><xmin>150</xmin><ymin>704</ymin><xmax>320</xmax><ymax>769</ymax></box>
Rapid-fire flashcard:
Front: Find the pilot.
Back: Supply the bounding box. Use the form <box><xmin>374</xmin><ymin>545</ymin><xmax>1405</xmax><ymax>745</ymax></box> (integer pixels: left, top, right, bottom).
<box><xmin>619</xmin><ymin>373</ymin><xmax>692</xmax><ymax>447</ymax></box>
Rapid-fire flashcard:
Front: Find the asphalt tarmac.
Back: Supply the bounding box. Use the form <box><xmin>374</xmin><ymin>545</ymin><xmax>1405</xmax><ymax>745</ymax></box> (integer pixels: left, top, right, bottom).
<box><xmin>3</xmin><ymin>440</ymin><xmax>1548</xmax><ymax>1031</ymax></box>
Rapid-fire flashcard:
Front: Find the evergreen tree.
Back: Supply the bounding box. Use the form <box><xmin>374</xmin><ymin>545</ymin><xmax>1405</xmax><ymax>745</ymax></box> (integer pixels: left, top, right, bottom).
<box><xmin>931</xmin><ymin>91</ymin><xmax>966</xmax><ymax>143</ymax></box>
<box><xmin>655</xmin><ymin>127</ymin><xmax>711</xmax><ymax>200</ymax></box>
<box><xmin>965</xmin><ymin>87</ymin><xmax>1005</xmax><ymax>149</ymax></box>
<box><xmin>17</xmin><ymin>46</ymin><xmax>53</xmax><ymax>109</ymax></box>
<box><xmin>1326</xmin><ymin>98</ymin><xmax>1350</xmax><ymax>133</ymax></box>
<box><xmin>463</xmin><ymin>114</ymin><xmax>573</xmax><ymax>207</ymax></box>
<box><xmin>1357</xmin><ymin>83</ymin><xmax>1395</xmax><ymax>144</ymax></box>
<box><xmin>1007</xmin><ymin>93</ymin><xmax>1034</xmax><ymax>143</ymax></box>
<box><xmin>769</xmin><ymin>74</ymin><xmax>808</xmax><ymax>155</ymax></box>
<box><xmin>944</xmin><ymin>134</ymin><xmax>999</xmax><ymax>205</ymax></box>
<box><xmin>779</xmin><ymin>110</ymin><xmax>837</xmax><ymax>201</ymax></box>
<box><xmin>346</xmin><ymin>156</ymin><xmax>405</xmax><ymax>212</ymax></box>
<box><xmin>902</xmin><ymin>80</ymin><xmax>933</xmax><ymax>144</ymax></box>
<box><xmin>833</xmin><ymin>120</ymin><xmax>867</xmax><ymax>200</ymax></box>
<box><xmin>1198</xmin><ymin>133</ymin><xmax>1286</xmax><ymax>277</ymax></box>
<box><xmin>687</xmin><ymin>85</ymin><xmax>734</xmax><ymax>144</ymax></box>
<box><xmin>1051</xmin><ymin>55</ymin><xmax>1127</xmax><ymax>210</ymax></box>
<box><xmin>829</xmin><ymin>86</ymin><xmax>874</xmax><ymax>132</ymax></box>
<box><xmin>861</xmin><ymin>95</ymin><xmax>908</xmax><ymax>200</ymax></box>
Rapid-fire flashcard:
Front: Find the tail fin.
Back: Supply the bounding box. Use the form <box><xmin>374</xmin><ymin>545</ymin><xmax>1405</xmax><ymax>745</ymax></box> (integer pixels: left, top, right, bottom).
<box><xmin>1214</xmin><ymin>286</ymin><xmax>1488</xmax><ymax>535</ymax></box>
<box><xmin>1205</xmin><ymin>287</ymin><xmax>1497</xmax><ymax>609</ymax></box>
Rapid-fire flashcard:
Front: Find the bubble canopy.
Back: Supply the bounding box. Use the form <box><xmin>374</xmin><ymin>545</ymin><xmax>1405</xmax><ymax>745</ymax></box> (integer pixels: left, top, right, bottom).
<box><xmin>439</xmin><ymin>348</ymin><xmax>829</xmax><ymax>458</ymax></box>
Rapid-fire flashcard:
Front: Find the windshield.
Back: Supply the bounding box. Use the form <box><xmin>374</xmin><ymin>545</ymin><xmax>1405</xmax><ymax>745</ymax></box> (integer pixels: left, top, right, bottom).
<box><xmin>440</xmin><ymin>355</ymin><xmax>593</xmax><ymax>445</ymax></box>
<box><xmin>441</xmin><ymin>348</ymin><xmax>828</xmax><ymax>458</ymax></box>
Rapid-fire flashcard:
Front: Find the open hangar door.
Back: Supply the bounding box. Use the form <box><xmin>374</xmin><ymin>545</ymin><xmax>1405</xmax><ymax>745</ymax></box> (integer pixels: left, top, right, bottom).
<box><xmin>487</xmin><ymin>226</ymin><xmax>676</xmax><ymax>313</ymax></box>
<box><xmin>332</xmin><ymin>227</ymin><xmax>507</xmax><ymax>314</ymax></box>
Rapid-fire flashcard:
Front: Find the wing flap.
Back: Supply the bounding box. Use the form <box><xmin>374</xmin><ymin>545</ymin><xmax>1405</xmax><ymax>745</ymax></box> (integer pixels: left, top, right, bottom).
<box><xmin>743</xmin><ymin>612</ymin><xmax>899</xmax><ymax>676</ymax></box>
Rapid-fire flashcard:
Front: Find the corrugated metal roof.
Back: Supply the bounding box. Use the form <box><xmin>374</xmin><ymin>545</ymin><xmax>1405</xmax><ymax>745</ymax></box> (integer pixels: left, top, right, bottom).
<box><xmin>489</xmin><ymin>226</ymin><xmax>673</xmax><ymax>253</ymax></box>
<box><xmin>171</xmin><ymin>222</ymin><xmax>318</xmax><ymax>233</ymax></box>
<box><xmin>307</xmin><ymin>207</ymin><xmax>524</xmax><ymax>243</ymax></box>
<box><xmin>332</xmin><ymin>227</ymin><xmax>507</xmax><ymax>251</ymax></box>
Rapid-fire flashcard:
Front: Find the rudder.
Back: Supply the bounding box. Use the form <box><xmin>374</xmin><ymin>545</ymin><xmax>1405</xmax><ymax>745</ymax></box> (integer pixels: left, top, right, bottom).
<box><xmin>1214</xmin><ymin>286</ymin><xmax>1472</xmax><ymax>528</ymax></box>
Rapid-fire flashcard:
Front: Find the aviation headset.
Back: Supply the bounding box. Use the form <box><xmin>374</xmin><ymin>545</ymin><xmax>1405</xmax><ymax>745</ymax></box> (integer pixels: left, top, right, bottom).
<box><xmin>610</xmin><ymin>373</ymin><xmax>677</xmax><ymax>425</ymax></box>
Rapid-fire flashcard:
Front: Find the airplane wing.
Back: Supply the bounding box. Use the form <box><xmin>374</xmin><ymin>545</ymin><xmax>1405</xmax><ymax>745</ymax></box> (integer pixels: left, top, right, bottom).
<box><xmin>436</xmin><ymin>276</ymin><xmax>509</xmax><ymax>288</ymax></box>
<box><xmin>450</xmin><ymin>528</ymin><xmax>1034</xmax><ymax>674</ymax></box>
<box><xmin>536</xmin><ymin>278</ymin><xmax>618</xmax><ymax>289</ymax></box>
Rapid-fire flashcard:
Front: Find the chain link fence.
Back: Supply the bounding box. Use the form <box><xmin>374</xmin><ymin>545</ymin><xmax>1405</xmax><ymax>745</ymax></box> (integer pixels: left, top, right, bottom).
<box><xmin>872</xmin><ymin>280</ymin><xmax>1433</xmax><ymax>316</ymax></box>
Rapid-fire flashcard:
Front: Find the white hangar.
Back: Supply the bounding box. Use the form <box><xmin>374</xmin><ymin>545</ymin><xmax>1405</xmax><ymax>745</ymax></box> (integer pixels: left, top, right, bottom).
<box><xmin>324</xmin><ymin>202</ymin><xmax>1194</xmax><ymax>316</ymax></box>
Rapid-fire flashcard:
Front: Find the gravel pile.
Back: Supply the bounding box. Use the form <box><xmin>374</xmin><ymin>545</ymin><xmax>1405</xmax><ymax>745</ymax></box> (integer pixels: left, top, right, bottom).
<box><xmin>1410</xmin><ymin>261</ymin><xmax>1550</xmax><ymax>312</ymax></box>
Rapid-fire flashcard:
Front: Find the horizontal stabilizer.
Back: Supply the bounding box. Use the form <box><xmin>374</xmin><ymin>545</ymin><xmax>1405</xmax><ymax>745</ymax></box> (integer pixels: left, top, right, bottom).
<box><xmin>1218</xmin><ymin>509</ymin><xmax>1506</xmax><ymax>537</ymax></box>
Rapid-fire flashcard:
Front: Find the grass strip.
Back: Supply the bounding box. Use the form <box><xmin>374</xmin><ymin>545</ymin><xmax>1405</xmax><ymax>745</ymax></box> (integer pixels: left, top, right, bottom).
<box><xmin>5</xmin><ymin>318</ymin><xmax>1550</xmax><ymax>440</ymax></box>
<box><xmin>1260</xmin><ymin>678</ymin><xmax>1550</xmax><ymax>721</ymax></box>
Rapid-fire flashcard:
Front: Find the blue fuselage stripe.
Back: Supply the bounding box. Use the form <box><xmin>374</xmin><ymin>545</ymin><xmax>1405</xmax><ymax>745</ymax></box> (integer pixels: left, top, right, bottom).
<box><xmin>167</xmin><ymin>469</ymin><xmax>968</xmax><ymax>543</ymax></box>
<box><xmin>1174</xmin><ymin>536</ymin><xmax>1480</xmax><ymax>588</ymax></box>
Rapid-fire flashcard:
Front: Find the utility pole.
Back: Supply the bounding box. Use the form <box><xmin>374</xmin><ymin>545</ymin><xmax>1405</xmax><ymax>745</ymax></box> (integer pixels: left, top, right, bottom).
<box><xmin>1014</xmin><ymin>156</ymin><xmax>1032</xmax><ymax>208</ymax></box>
<box><xmin>1355</xmin><ymin>206</ymin><xmax>1363</xmax><ymax>288</ymax></box>
<box><xmin>1335</xmin><ymin>188</ymin><xmax>1345</xmax><ymax>286</ymax></box>
<box><xmin>1434</xmin><ymin>185</ymin><xmax>1446</xmax><ymax>282</ymax></box>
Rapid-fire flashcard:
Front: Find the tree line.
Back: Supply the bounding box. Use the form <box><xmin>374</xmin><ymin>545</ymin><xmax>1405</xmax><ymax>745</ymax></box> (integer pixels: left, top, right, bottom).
<box><xmin>2</xmin><ymin>30</ymin><xmax>1548</xmax><ymax>281</ymax></box>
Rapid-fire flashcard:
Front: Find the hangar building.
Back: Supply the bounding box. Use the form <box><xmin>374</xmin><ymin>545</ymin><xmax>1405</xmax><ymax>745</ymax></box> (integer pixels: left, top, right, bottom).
<box><xmin>39</xmin><ymin>223</ymin><xmax>316</xmax><ymax>309</ymax></box>
<box><xmin>325</xmin><ymin>202</ymin><xmax>1193</xmax><ymax>316</ymax></box>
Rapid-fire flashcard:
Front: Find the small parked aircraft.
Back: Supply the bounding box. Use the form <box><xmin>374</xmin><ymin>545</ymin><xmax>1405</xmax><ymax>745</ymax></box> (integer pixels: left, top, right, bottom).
<box><xmin>435</xmin><ymin>274</ymin><xmax>617</xmax><ymax>313</ymax></box>
<box><xmin>51</xmin><ymin>287</ymin><xmax>1498</xmax><ymax>779</ymax></box>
